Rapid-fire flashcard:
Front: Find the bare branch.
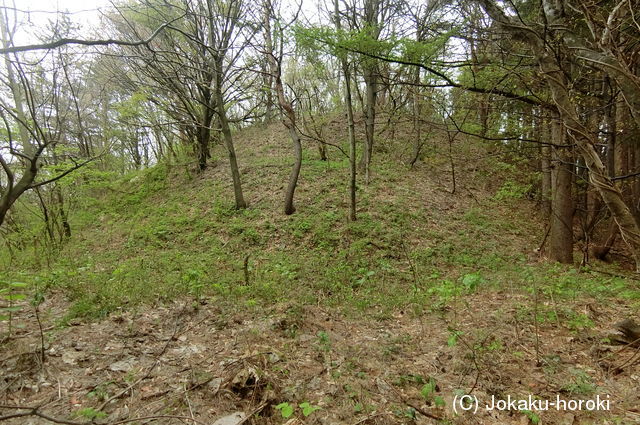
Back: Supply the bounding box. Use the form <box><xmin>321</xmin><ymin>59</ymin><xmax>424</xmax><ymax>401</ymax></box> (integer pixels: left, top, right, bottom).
<box><xmin>0</xmin><ymin>18</ymin><xmax>181</xmax><ymax>54</ymax></box>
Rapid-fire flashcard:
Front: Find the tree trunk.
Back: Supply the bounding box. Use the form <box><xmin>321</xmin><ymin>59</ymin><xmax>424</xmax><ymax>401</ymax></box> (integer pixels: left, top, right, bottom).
<box><xmin>283</xmin><ymin>127</ymin><xmax>303</xmax><ymax>215</ymax></box>
<box><xmin>318</xmin><ymin>143</ymin><xmax>328</xmax><ymax>161</ymax></box>
<box><xmin>215</xmin><ymin>65</ymin><xmax>246</xmax><ymax>209</ymax></box>
<box><xmin>334</xmin><ymin>0</ymin><xmax>357</xmax><ymax>220</ymax></box>
<box><xmin>362</xmin><ymin>66</ymin><xmax>376</xmax><ymax>184</ymax></box>
<box><xmin>0</xmin><ymin>159</ymin><xmax>38</xmax><ymax>228</ymax></box>
<box><xmin>56</xmin><ymin>185</ymin><xmax>72</xmax><ymax>240</ymax></box>
<box><xmin>409</xmin><ymin>65</ymin><xmax>423</xmax><ymax>168</ymax></box>
<box><xmin>549</xmin><ymin>118</ymin><xmax>574</xmax><ymax>263</ymax></box>
<box><xmin>264</xmin><ymin>0</ymin><xmax>302</xmax><ymax>215</ymax></box>
<box><xmin>196</xmin><ymin>116</ymin><xmax>211</xmax><ymax>172</ymax></box>
<box><xmin>262</xmin><ymin>60</ymin><xmax>274</xmax><ymax>124</ymax></box>
<box><xmin>347</xmin><ymin>80</ymin><xmax>357</xmax><ymax>221</ymax></box>
<box><xmin>540</xmin><ymin>117</ymin><xmax>552</xmax><ymax>217</ymax></box>
<box><xmin>478</xmin><ymin>0</ymin><xmax>640</xmax><ymax>270</ymax></box>
<box><xmin>359</xmin><ymin>0</ymin><xmax>380</xmax><ymax>185</ymax></box>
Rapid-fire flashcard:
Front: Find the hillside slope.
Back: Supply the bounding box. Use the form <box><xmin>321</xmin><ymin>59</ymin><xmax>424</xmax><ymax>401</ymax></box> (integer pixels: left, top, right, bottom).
<box><xmin>47</xmin><ymin>118</ymin><xmax>544</xmax><ymax>317</ymax></box>
<box><xmin>2</xmin><ymin>118</ymin><xmax>640</xmax><ymax>424</ymax></box>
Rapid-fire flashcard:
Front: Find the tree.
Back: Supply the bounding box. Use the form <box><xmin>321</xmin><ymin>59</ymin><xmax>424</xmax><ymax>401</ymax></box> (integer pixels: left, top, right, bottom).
<box><xmin>263</xmin><ymin>0</ymin><xmax>303</xmax><ymax>215</ymax></box>
<box><xmin>0</xmin><ymin>9</ymin><xmax>94</xmax><ymax>229</ymax></box>
<box><xmin>475</xmin><ymin>0</ymin><xmax>640</xmax><ymax>269</ymax></box>
<box><xmin>333</xmin><ymin>0</ymin><xmax>359</xmax><ymax>220</ymax></box>
<box><xmin>108</xmin><ymin>0</ymin><xmax>252</xmax><ymax>208</ymax></box>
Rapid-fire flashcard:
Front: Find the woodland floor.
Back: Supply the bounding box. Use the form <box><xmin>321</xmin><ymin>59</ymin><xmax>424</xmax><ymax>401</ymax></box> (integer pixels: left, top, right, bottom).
<box><xmin>2</xmin><ymin>288</ymin><xmax>640</xmax><ymax>425</ymax></box>
<box><xmin>2</xmin><ymin>117</ymin><xmax>640</xmax><ymax>424</ymax></box>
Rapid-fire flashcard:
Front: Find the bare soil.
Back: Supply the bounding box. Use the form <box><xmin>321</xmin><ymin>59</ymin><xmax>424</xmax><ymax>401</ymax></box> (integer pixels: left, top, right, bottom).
<box><xmin>2</xmin><ymin>287</ymin><xmax>639</xmax><ymax>425</ymax></box>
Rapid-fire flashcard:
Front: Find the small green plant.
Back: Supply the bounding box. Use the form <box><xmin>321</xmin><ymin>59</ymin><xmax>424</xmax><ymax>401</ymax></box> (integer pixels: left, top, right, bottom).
<box><xmin>461</xmin><ymin>272</ymin><xmax>484</xmax><ymax>291</ymax></box>
<box><xmin>273</xmin><ymin>263</ymin><xmax>297</xmax><ymax>280</ymax></box>
<box><xmin>393</xmin><ymin>406</ymin><xmax>417</xmax><ymax>419</ymax></box>
<box><xmin>562</xmin><ymin>368</ymin><xmax>597</xmax><ymax>395</ymax></box>
<box><xmin>0</xmin><ymin>280</ymin><xmax>28</xmax><ymax>338</ymax></box>
<box><xmin>427</xmin><ymin>279</ymin><xmax>461</xmax><ymax>308</ymax></box>
<box><xmin>493</xmin><ymin>180</ymin><xmax>532</xmax><ymax>200</ymax></box>
<box><xmin>87</xmin><ymin>381</ymin><xmax>114</xmax><ymax>401</ymax></box>
<box><xmin>523</xmin><ymin>409</ymin><xmax>540</xmax><ymax>424</ymax></box>
<box><xmin>392</xmin><ymin>374</ymin><xmax>424</xmax><ymax>387</ymax></box>
<box><xmin>420</xmin><ymin>377</ymin><xmax>446</xmax><ymax>407</ymax></box>
<box><xmin>275</xmin><ymin>402</ymin><xmax>294</xmax><ymax>418</ymax></box>
<box><xmin>299</xmin><ymin>402</ymin><xmax>321</xmax><ymax>417</ymax></box>
<box><xmin>566</xmin><ymin>313</ymin><xmax>594</xmax><ymax>332</ymax></box>
<box><xmin>353</xmin><ymin>268</ymin><xmax>375</xmax><ymax>288</ymax></box>
<box><xmin>275</xmin><ymin>401</ymin><xmax>321</xmax><ymax>418</ymax></box>
<box><xmin>317</xmin><ymin>330</ymin><xmax>331</xmax><ymax>352</ymax></box>
<box><xmin>182</xmin><ymin>269</ymin><xmax>205</xmax><ymax>299</ymax></box>
<box><xmin>447</xmin><ymin>329</ymin><xmax>464</xmax><ymax>347</ymax></box>
<box><xmin>73</xmin><ymin>407</ymin><xmax>107</xmax><ymax>420</ymax></box>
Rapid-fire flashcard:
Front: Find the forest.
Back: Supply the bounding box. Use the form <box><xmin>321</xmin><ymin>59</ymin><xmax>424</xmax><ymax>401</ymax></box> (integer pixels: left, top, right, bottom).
<box><xmin>1</xmin><ymin>0</ymin><xmax>640</xmax><ymax>423</ymax></box>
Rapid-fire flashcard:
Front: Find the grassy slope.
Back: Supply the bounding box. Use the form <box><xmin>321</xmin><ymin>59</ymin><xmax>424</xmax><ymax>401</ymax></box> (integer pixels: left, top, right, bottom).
<box><xmin>3</xmin><ymin>118</ymin><xmax>640</xmax><ymax>424</ymax></box>
<box><xmin>27</xmin><ymin>117</ymin><xmax>639</xmax><ymax>321</ymax></box>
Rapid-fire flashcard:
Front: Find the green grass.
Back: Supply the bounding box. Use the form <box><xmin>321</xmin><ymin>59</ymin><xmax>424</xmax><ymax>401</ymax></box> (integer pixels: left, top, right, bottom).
<box><xmin>2</xmin><ymin>128</ymin><xmax>639</xmax><ymax>322</ymax></box>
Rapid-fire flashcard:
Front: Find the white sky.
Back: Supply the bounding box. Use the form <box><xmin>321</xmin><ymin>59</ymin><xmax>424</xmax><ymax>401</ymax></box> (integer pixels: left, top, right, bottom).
<box><xmin>18</xmin><ymin>0</ymin><xmax>109</xmax><ymax>16</ymax></box>
<box><xmin>8</xmin><ymin>0</ymin><xmax>111</xmax><ymax>44</ymax></box>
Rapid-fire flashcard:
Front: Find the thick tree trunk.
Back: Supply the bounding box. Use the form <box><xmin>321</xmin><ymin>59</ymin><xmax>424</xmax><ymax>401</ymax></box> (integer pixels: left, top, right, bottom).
<box><xmin>196</xmin><ymin>120</ymin><xmax>211</xmax><ymax>172</ymax></box>
<box><xmin>540</xmin><ymin>117</ymin><xmax>552</xmax><ymax>217</ymax></box>
<box><xmin>262</xmin><ymin>60</ymin><xmax>274</xmax><ymax>124</ymax></box>
<box><xmin>345</xmin><ymin>68</ymin><xmax>357</xmax><ymax>221</ymax></box>
<box><xmin>551</xmin><ymin>71</ymin><xmax>640</xmax><ymax>269</ymax></box>
<box><xmin>0</xmin><ymin>15</ymin><xmax>35</xmax><ymax>158</ymax></box>
<box><xmin>359</xmin><ymin>0</ymin><xmax>380</xmax><ymax>185</ymax></box>
<box><xmin>0</xmin><ymin>160</ymin><xmax>38</xmax><ymax>228</ymax></box>
<box><xmin>634</xmin><ymin>144</ymin><xmax>640</xmax><ymax>221</ymax></box>
<box><xmin>549</xmin><ymin>118</ymin><xmax>574</xmax><ymax>263</ymax></box>
<box><xmin>478</xmin><ymin>0</ymin><xmax>640</xmax><ymax>270</ymax></box>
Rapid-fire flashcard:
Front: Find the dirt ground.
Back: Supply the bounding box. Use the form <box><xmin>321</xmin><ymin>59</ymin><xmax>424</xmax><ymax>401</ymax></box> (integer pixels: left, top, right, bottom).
<box><xmin>1</xmin><ymin>287</ymin><xmax>639</xmax><ymax>425</ymax></box>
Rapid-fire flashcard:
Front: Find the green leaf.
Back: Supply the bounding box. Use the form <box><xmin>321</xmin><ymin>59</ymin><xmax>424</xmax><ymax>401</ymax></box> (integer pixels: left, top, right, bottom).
<box><xmin>276</xmin><ymin>402</ymin><xmax>294</xmax><ymax>418</ymax></box>
<box><xmin>461</xmin><ymin>273</ymin><xmax>483</xmax><ymax>291</ymax></box>
<box><xmin>420</xmin><ymin>378</ymin><xmax>437</xmax><ymax>400</ymax></box>
<box><xmin>524</xmin><ymin>410</ymin><xmax>540</xmax><ymax>424</ymax></box>
<box><xmin>447</xmin><ymin>330</ymin><xmax>462</xmax><ymax>347</ymax></box>
<box><xmin>10</xmin><ymin>282</ymin><xmax>28</xmax><ymax>288</ymax></box>
<box><xmin>32</xmin><ymin>292</ymin><xmax>45</xmax><ymax>306</ymax></box>
<box><xmin>299</xmin><ymin>402</ymin><xmax>321</xmax><ymax>417</ymax></box>
<box><xmin>0</xmin><ymin>306</ymin><xmax>22</xmax><ymax>313</ymax></box>
<box><xmin>434</xmin><ymin>396</ymin><xmax>446</xmax><ymax>407</ymax></box>
<box><xmin>403</xmin><ymin>407</ymin><xmax>417</xmax><ymax>419</ymax></box>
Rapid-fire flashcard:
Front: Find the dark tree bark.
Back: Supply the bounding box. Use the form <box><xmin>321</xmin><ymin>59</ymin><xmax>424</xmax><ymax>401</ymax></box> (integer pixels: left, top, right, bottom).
<box><xmin>477</xmin><ymin>0</ymin><xmax>640</xmax><ymax>270</ymax></box>
<box><xmin>549</xmin><ymin>118</ymin><xmax>574</xmax><ymax>263</ymax></box>
<box><xmin>540</xmin><ymin>116</ymin><xmax>552</xmax><ymax>217</ymax></box>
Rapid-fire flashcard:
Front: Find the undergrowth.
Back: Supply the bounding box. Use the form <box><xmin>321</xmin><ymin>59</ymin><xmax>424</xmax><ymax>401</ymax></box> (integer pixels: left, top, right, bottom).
<box><xmin>2</xmin><ymin>127</ymin><xmax>639</xmax><ymax>322</ymax></box>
